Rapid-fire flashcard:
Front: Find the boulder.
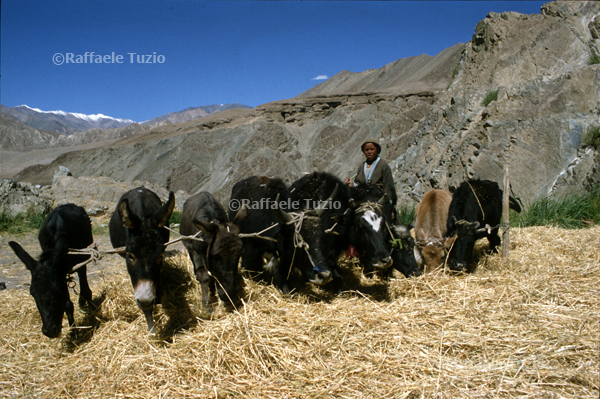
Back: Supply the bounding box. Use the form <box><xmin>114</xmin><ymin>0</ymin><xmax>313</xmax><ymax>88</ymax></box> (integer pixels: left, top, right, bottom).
<box><xmin>0</xmin><ymin>178</ymin><xmax>52</xmax><ymax>217</ymax></box>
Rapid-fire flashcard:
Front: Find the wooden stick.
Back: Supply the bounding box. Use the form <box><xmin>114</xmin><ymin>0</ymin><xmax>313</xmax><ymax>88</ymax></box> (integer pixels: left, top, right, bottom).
<box><xmin>502</xmin><ymin>164</ymin><xmax>510</xmax><ymax>258</ymax></box>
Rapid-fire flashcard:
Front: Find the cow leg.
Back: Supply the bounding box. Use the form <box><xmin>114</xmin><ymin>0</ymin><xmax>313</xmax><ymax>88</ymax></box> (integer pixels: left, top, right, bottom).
<box><xmin>327</xmin><ymin>267</ymin><xmax>343</xmax><ymax>293</ymax></box>
<box><xmin>209</xmin><ymin>273</ymin><xmax>217</xmax><ymax>302</ymax></box>
<box><xmin>197</xmin><ymin>267</ymin><xmax>214</xmax><ymax>311</ymax></box>
<box><xmin>190</xmin><ymin>251</ymin><xmax>216</xmax><ymax>311</ymax></box>
<box><xmin>76</xmin><ymin>266</ymin><xmax>94</xmax><ymax>309</ymax></box>
<box><xmin>274</xmin><ymin>253</ymin><xmax>292</xmax><ymax>294</ymax></box>
<box><xmin>378</xmin><ymin>266</ymin><xmax>394</xmax><ymax>280</ymax></box>
<box><xmin>65</xmin><ymin>298</ymin><xmax>75</xmax><ymax>326</ymax></box>
<box><xmin>488</xmin><ymin>229</ymin><xmax>501</xmax><ymax>252</ymax></box>
<box><xmin>241</xmin><ymin>245</ymin><xmax>266</xmax><ymax>280</ymax></box>
<box><xmin>273</xmin><ymin>267</ymin><xmax>290</xmax><ymax>294</ymax></box>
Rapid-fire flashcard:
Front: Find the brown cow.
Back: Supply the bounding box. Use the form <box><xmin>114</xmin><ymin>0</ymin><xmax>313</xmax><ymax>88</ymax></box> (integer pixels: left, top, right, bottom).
<box><xmin>414</xmin><ymin>189</ymin><xmax>456</xmax><ymax>273</ymax></box>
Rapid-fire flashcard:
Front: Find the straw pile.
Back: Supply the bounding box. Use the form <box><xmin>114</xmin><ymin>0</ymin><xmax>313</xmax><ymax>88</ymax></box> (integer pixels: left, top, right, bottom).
<box><xmin>1</xmin><ymin>226</ymin><xmax>598</xmax><ymax>398</ymax></box>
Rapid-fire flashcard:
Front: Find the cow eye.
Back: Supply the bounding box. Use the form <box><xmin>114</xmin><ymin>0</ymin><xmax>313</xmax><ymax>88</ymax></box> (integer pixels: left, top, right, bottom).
<box><xmin>126</xmin><ymin>253</ymin><xmax>137</xmax><ymax>266</ymax></box>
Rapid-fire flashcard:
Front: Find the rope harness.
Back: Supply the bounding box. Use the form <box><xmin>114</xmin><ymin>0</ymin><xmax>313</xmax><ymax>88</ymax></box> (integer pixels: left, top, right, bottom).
<box><xmin>415</xmin><ymin>236</ymin><xmax>444</xmax><ymax>249</ymax></box>
<box><xmin>67</xmin><ymin>223</ymin><xmax>277</xmax><ymax>274</ymax></box>
<box><xmin>284</xmin><ymin>211</ymin><xmax>329</xmax><ymax>279</ymax></box>
<box><xmin>466</xmin><ymin>180</ymin><xmax>485</xmax><ymax>220</ymax></box>
<box><xmin>354</xmin><ymin>201</ymin><xmax>383</xmax><ymax>216</ymax></box>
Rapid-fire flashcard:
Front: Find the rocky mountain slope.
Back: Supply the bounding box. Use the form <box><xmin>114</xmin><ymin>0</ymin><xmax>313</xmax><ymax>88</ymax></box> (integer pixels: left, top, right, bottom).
<box><xmin>298</xmin><ymin>43</ymin><xmax>464</xmax><ymax>97</ymax></box>
<box><xmin>9</xmin><ymin>1</ymin><xmax>600</xmax><ymax>207</ymax></box>
<box><xmin>1</xmin><ymin>116</ymin><xmax>150</xmax><ymax>152</ymax></box>
<box><xmin>142</xmin><ymin>104</ymin><xmax>253</xmax><ymax>126</ymax></box>
<box><xmin>1</xmin><ymin>105</ymin><xmax>135</xmax><ymax>135</ymax></box>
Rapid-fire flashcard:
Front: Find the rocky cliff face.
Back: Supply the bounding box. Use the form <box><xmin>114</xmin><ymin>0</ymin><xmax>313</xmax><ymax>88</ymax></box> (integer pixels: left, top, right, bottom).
<box><xmin>390</xmin><ymin>1</ymin><xmax>600</xmax><ymax>204</ymax></box>
<box><xmin>10</xmin><ymin>1</ymin><xmax>600</xmax><ymax>208</ymax></box>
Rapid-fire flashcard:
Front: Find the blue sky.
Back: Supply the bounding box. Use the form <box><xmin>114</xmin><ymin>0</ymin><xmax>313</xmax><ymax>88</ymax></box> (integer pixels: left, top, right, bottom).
<box><xmin>1</xmin><ymin>1</ymin><xmax>546</xmax><ymax>123</ymax></box>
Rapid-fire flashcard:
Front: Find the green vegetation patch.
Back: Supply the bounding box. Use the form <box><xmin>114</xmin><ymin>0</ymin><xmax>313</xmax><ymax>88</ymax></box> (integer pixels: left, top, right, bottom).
<box><xmin>511</xmin><ymin>185</ymin><xmax>600</xmax><ymax>229</ymax></box>
<box><xmin>451</xmin><ymin>62</ymin><xmax>461</xmax><ymax>79</ymax></box>
<box><xmin>397</xmin><ymin>205</ymin><xmax>416</xmax><ymax>227</ymax></box>
<box><xmin>481</xmin><ymin>89</ymin><xmax>498</xmax><ymax>107</ymax></box>
<box><xmin>588</xmin><ymin>54</ymin><xmax>600</xmax><ymax>65</ymax></box>
<box><xmin>169</xmin><ymin>210</ymin><xmax>182</xmax><ymax>225</ymax></box>
<box><xmin>91</xmin><ymin>223</ymin><xmax>110</xmax><ymax>237</ymax></box>
<box><xmin>0</xmin><ymin>207</ymin><xmax>47</xmax><ymax>234</ymax></box>
<box><xmin>582</xmin><ymin>126</ymin><xmax>600</xmax><ymax>150</ymax></box>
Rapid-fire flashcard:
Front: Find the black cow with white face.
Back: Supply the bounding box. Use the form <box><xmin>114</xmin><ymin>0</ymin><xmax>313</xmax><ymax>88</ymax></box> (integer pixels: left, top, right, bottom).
<box><xmin>349</xmin><ymin>184</ymin><xmax>421</xmax><ymax>278</ymax></box>
<box><xmin>180</xmin><ymin>191</ymin><xmax>247</xmax><ymax>312</ymax></box>
<box><xmin>349</xmin><ymin>184</ymin><xmax>394</xmax><ymax>273</ymax></box>
<box><xmin>275</xmin><ymin>172</ymin><xmax>351</xmax><ymax>293</ymax></box>
<box><xmin>228</xmin><ymin>176</ymin><xmax>288</xmax><ymax>285</ymax></box>
<box><xmin>446</xmin><ymin>179</ymin><xmax>521</xmax><ymax>272</ymax></box>
<box><xmin>9</xmin><ymin>204</ymin><xmax>94</xmax><ymax>338</ymax></box>
<box><xmin>109</xmin><ymin>187</ymin><xmax>175</xmax><ymax>333</ymax></box>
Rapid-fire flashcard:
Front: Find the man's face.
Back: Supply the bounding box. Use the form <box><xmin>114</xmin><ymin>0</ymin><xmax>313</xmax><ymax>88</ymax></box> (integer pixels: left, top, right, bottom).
<box><xmin>363</xmin><ymin>143</ymin><xmax>378</xmax><ymax>162</ymax></box>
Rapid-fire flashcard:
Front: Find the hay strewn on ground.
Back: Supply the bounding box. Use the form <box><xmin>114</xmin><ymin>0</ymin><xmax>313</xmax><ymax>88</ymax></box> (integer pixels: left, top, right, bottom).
<box><xmin>1</xmin><ymin>226</ymin><xmax>598</xmax><ymax>398</ymax></box>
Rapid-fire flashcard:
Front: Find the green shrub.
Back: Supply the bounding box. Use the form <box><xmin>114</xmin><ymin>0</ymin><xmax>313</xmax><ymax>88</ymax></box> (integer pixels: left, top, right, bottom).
<box><xmin>451</xmin><ymin>62</ymin><xmax>461</xmax><ymax>79</ymax></box>
<box><xmin>588</xmin><ymin>54</ymin><xmax>600</xmax><ymax>65</ymax></box>
<box><xmin>582</xmin><ymin>126</ymin><xmax>600</xmax><ymax>149</ymax></box>
<box><xmin>481</xmin><ymin>90</ymin><xmax>498</xmax><ymax>107</ymax></box>
<box><xmin>0</xmin><ymin>206</ymin><xmax>47</xmax><ymax>234</ymax></box>
<box><xmin>92</xmin><ymin>223</ymin><xmax>110</xmax><ymax>237</ymax></box>
<box><xmin>511</xmin><ymin>185</ymin><xmax>600</xmax><ymax>229</ymax></box>
<box><xmin>169</xmin><ymin>210</ymin><xmax>182</xmax><ymax>225</ymax></box>
<box><xmin>397</xmin><ymin>205</ymin><xmax>416</xmax><ymax>227</ymax></box>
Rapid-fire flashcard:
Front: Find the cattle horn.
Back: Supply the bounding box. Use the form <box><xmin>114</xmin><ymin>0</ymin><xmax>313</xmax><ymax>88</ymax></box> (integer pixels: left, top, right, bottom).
<box><xmin>315</xmin><ymin>184</ymin><xmax>339</xmax><ymax>217</ymax></box>
<box><xmin>348</xmin><ymin>198</ymin><xmax>356</xmax><ymax>210</ymax></box>
<box><xmin>273</xmin><ymin>193</ymin><xmax>293</xmax><ymax>224</ymax></box>
<box><xmin>476</xmin><ymin>223</ymin><xmax>493</xmax><ymax>234</ymax></box>
<box><xmin>377</xmin><ymin>193</ymin><xmax>388</xmax><ymax>206</ymax></box>
<box><xmin>232</xmin><ymin>203</ymin><xmax>248</xmax><ymax>227</ymax></box>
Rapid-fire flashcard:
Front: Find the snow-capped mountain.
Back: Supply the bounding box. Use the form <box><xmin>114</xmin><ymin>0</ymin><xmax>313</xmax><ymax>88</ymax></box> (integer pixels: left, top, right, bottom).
<box><xmin>1</xmin><ymin>104</ymin><xmax>136</xmax><ymax>135</ymax></box>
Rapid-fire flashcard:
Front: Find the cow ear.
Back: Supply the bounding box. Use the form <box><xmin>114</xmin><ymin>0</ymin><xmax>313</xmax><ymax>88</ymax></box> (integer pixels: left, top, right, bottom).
<box><xmin>231</xmin><ymin>204</ymin><xmax>247</xmax><ymax>228</ymax></box>
<box><xmin>8</xmin><ymin>241</ymin><xmax>38</xmax><ymax>272</ymax></box>
<box><xmin>119</xmin><ymin>199</ymin><xmax>141</xmax><ymax>230</ymax></box>
<box><xmin>330</xmin><ymin>214</ymin><xmax>343</xmax><ymax>222</ymax></box>
<box><xmin>443</xmin><ymin>235</ymin><xmax>457</xmax><ymax>249</ymax></box>
<box><xmin>377</xmin><ymin>193</ymin><xmax>388</xmax><ymax>206</ymax></box>
<box><xmin>155</xmin><ymin>191</ymin><xmax>175</xmax><ymax>228</ymax></box>
<box><xmin>413</xmin><ymin>246</ymin><xmax>423</xmax><ymax>266</ymax></box>
<box><xmin>193</xmin><ymin>219</ymin><xmax>219</xmax><ymax>237</ymax></box>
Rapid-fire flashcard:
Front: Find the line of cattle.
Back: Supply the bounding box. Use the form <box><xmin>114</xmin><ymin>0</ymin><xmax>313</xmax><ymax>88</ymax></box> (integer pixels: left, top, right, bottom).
<box><xmin>8</xmin><ymin>172</ymin><xmax>521</xmax><ymax>337</ymax></box>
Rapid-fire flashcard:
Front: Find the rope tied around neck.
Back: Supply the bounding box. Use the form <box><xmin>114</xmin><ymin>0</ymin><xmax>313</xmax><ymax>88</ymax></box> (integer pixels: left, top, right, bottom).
<box><xmin>354</xmin><ymin>201</ymin><xmax>383</xmax><ymax>216</ymax></box>
<box><xmin>67</xmin><ymin>222</ymin><xmax>279</xmax><ymax>274</ymax></box>
<box><xmin>466</xmin><ymin>181</ymin><xmax>485</xmax><ymax>221</ymax></box>
<box><xmin>284</xmin><ymin>210</ymin><xmax>325</xmax><ymax>279</ymax></box>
